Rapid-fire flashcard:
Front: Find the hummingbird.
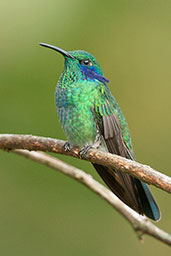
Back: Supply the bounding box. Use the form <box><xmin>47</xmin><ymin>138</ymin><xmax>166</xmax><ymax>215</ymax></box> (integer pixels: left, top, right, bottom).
<box><xmin>39</xmin><ymin>42</ymin><xmax>160</xmax><ymax>221</ymax></box>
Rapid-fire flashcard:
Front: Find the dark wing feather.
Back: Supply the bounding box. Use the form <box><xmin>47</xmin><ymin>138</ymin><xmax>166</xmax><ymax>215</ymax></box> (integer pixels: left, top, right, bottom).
<box><xmin>92</xmin><ymin>88</ymin><xmax>160</xmax><ymax>220</ymax></box>
<box><xmin>93</xmin><ymin>113</ymin><xmax>143</xmax><ymax>213</ymax></box>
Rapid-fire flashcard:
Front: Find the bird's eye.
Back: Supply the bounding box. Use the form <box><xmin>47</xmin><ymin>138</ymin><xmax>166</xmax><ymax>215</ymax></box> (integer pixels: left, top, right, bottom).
<box><xmin>79</xmin><ymin>59</ymin><xmax>92</xmax><ymax>66</ymax></box>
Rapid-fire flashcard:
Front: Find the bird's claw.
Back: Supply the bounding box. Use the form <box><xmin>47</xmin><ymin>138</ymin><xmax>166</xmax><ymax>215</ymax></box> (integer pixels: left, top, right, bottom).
<box><xmin>79</xmin><ymin>145</ymin><xmax>92</xmax><ymax>158</ymax></box>
<box><xmin>63</xmin><ymin>142</ymin><xmax>70</xmax><ymax>151</ymax></box>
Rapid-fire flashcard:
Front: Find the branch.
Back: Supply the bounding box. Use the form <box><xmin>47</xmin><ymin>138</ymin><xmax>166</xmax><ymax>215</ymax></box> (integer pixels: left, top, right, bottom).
<box><xmin>12</xmin><ymin>149</ymin><xmax>171</xmax><ymax>246</ymax></box>
<box><xmin>0</xmin><ymin>134</ymin><xmax>171</xmax><ymax>193</ymax></box>
<box><xmin>0</xmin><ymin>134</ymin><xmax>171</xmax><ymax>246</ymax></box>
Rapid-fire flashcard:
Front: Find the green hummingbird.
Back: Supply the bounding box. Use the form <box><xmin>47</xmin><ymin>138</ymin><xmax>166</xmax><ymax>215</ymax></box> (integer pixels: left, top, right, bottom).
<box><xmin>40</xmin><ymin>42</ymin><xmax>160</xmax><ymax>221</ymax></box>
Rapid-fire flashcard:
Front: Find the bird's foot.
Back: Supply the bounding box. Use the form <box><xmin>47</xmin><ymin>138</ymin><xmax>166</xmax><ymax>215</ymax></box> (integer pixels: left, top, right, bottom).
<box><xmin>79</xmin><ymin>133</ymin><xmax>102</xmax><ymax>158</ymax></box>
<box><xmin>79</xmin><ymin>145</ymin><xmax>92</xmax><ymax>159</ymax></box>
<box><xmin>63</xmin><ymin>142</ymin><xmax>70</xmax><ymax>151</ymax></box>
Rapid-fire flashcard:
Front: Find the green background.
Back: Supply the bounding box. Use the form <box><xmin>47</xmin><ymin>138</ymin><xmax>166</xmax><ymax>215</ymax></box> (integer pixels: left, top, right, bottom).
<box><xmin>0</xmin><ymin>0</ymin><xmax>171</xmax><ymax>255</ymax></box>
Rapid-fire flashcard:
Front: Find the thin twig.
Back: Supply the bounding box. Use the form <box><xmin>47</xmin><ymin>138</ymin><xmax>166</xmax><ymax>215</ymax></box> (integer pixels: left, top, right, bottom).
<box><xmin>0</xmin><ymin>134</ymin><xmax>171</xmax><ymax>193</ymax></box>
<box><xmin>12</xmin><ymin>149</ymin><xmax>171</xmax><ymax>246</ymax></box>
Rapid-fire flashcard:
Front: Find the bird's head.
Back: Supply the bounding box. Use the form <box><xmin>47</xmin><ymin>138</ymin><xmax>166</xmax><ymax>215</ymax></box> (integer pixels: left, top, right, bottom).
<box><xmin>39</xmin><ymin>43</ymin><xmax>109</xmax><ymax>84</ymax></box>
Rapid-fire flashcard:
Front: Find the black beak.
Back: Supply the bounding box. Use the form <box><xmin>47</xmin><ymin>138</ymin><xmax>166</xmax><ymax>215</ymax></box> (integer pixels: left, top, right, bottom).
<box><xmin>39</xmin><ymin>43</ymin><xmax>74</xmax><ymax>59</ymax></box>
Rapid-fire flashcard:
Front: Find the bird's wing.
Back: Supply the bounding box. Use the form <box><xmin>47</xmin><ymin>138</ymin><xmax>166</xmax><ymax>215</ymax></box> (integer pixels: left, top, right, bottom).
<box><xmin>93</xmin><ymin>86</ymin><xmax>143</xmax><ymax>212</ymax></box>
<box><xmin>93</xmin><ymin>86</ymin><xmax>160</xmax><ymax>220</ymax></box>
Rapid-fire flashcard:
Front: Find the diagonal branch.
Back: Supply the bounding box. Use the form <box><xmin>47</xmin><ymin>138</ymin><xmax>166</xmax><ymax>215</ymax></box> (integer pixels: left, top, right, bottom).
<box><xmin>0</xmin><ymin>134</ymin><xmax>171</xmax><ymax>246</ymax></box>
<box><xmin>12</xmin><ymin>149</ymin><xmax>171</xmax><ymax>246</ymax></box>
<box><xmin>0</xmin><ymin>134</ymin><xmax>171</xmax><ymax>193</ymax></box>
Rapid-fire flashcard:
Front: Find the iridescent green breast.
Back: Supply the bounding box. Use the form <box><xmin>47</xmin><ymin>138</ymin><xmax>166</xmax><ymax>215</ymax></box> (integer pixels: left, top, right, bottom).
<box><xmin>55</xmin><ymin>80</ymin><xmax>103</xmax><ymax>146</ymax></box>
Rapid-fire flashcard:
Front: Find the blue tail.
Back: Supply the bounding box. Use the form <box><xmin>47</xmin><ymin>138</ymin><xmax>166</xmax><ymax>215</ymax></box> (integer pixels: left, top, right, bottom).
<box><xmin>135</xmin><ymin>179</ymin><xmax>161</xmax><ymax>221</ymax></box>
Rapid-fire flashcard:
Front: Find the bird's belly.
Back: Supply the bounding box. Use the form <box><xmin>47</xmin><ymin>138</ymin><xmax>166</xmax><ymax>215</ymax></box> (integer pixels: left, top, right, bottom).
<box><xmin>58</xmin><ymin>106</ymin><xmax>97</xmax><ymax>147</ymax></box>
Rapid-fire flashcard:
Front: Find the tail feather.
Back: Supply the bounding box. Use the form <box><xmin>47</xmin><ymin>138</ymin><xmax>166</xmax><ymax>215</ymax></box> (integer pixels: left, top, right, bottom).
<box><xmin>93</xmin><ymin>163</ymin><xmax>161</xmax><ymax>221</ymax></box>
<box><xmin>93</xmin><ymin>163</ymin><xmax>143</xmax><ymax>214</ymax></box>
<box><xmin>135</xmin><ymin>180</ymin><xmax>161</xmax><ymax>221</ymax></box>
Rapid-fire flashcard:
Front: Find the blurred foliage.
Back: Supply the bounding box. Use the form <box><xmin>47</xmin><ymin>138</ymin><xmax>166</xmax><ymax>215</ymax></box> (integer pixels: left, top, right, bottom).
<box><xmin>0</xmin><ymin>0</ymin><xmax>171</xmax><ymax>255</ymax></box>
